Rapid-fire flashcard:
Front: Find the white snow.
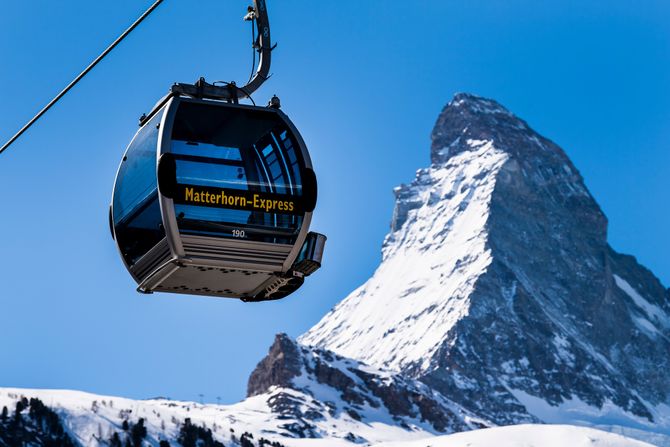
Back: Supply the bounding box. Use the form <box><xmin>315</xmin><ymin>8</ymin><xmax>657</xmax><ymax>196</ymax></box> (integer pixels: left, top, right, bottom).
<box><xmin>508</xmin><ymin>388</ymin><xmax>670</xmax><ymax>446</ymax></box>
<box><xmin>0</xmin><ymin>387</ymin><xmax>291</xmax><ymax>446</ymax></box>
<box><xmin>614</xmin><ymin>274</ymin><xmax>670</xmax><ymax>330</ymax></box>
<box><xmin>0</xmin><ymin>387</ymin><xmax>656</xmax><ymax>446</ymax></box>
<box><xmin>552</xmin><ymin>334</ymin><xmax>576</xmax><ymax>366</ymax></box>
<box><xmin>374</xmin><ymin>424</ymin><xmax>655</xmax><ymax>447</ymax></box>
<box><xmin>300</xmin><ymin>142</ymin><xmax>509</xmax><ymax>372</ymax></box>
<box><xmin>450</xmin><ymin>96</ymin><xmax>515</xmax><ymax>117</ymax></box>
<box><xmin>0</xmin><ymin>386</ymin><xmax>437</xmax><ymax>446</ymax></box>
<box><xmin>633</xmin><ymin>316</ymin><xmax>663</xmax><ymax>338</ymax></box>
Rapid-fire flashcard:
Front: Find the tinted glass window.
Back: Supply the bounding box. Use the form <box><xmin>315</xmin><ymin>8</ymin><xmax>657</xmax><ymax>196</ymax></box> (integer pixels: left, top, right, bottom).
<box><xmin>113</xmin><ymin>110</ymin><xmax>165</xmax><ymax>265</ymax></box>
<box><xmin>114</xmin><ymin>111</ymin><xmax>162</xmax><ymax>223</ymax></box>
<box><xmin>279</xmin><ymin>130</ymin><xmax>302</xmax><ymax>190</ymax></box>
<box><xmin>170</xmin><ymin>101</ymin><xmax>306</xmax><ymax>244</ymax></box>
<box><xmin>172</xmin><ymin>140</ymin><xmax>241</xmax><ymax>161</ymax></box>
<box><xmin>176</xmin><ymin>159</ymin><xmax>247</xmax><ymax>189</ymax></box>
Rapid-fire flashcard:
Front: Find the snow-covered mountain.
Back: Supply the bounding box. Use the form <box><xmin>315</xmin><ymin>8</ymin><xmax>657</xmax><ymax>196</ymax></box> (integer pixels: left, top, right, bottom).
<box><xmin>299</xmin><ymin>93</ymin><xmax>670</xmax><ymax>443</ymax></box>
<box><xmin>2</xmin><ymin>93</ymin><xmax>669</xmax><ymax>446</ymax></box>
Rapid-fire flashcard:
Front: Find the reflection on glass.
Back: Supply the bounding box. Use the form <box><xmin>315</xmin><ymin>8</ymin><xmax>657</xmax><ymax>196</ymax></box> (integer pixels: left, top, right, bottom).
<box><xmin>113</xmin><ymin>110</ymin><xmax>165</xmax><ymax>265</ymax></box>
<box><xmin>169</xmin><ymin>102</ymin><xmax>307</xmax><ymax>244</ymax></box>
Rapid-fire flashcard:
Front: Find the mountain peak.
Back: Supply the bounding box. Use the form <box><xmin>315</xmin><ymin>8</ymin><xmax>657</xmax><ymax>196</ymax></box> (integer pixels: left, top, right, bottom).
<box><xmin>247</xmin><ymin>333</ymin><xmax>302</xmax><ymax>397</ymax></box>
<box><xmin>450</xmin><ymin>92</ymin><xmax>513</xmax><ymax>114</ymax></box>
<box><xmin>431</xmin><ymin>93</ymin><xmax>534</xmax><ymax>166</ymax></box>
<box><xmin>301</xmin><ymin>93</ymin><xmax>670</xmax><ymax>434</ymax></box>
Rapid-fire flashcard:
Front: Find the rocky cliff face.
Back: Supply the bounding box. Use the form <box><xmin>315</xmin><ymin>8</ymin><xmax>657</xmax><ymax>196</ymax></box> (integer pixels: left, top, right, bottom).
<box><xmin>254</xmin><ymin>93</ymin><xmax>670</xmax><ymax>440</ymax></box>
<box><xmin>246</xmin><ymin>334</ymin><xmax>487</xmax><ymax>440</ymax></box>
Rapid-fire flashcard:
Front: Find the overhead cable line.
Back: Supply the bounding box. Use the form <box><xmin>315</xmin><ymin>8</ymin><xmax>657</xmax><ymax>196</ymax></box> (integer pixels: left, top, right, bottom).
<box><xmin>0</xmin><ymin>0</ymin><xmax>164</xmax><ymax>156</ymax></box>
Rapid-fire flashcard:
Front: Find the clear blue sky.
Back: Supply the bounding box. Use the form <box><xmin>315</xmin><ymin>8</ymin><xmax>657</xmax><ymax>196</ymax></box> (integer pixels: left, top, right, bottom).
<box><xmin>0</xmin><ymin>0</ymin><xmax>668</xmax><ymax>404</ymax></box>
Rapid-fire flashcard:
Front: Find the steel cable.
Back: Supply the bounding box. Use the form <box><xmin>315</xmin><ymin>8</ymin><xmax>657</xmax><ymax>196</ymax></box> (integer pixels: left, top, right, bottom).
<box><xmin>0</xmin><ymin>0</ymin><xmax>165</xmax><ymax>155</ymax></box>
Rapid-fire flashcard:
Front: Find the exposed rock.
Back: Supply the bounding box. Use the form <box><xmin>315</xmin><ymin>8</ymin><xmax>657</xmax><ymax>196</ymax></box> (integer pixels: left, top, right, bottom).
<box><xmin>248</xmin><ymin>333</ymin><xmax>302</xmax><ymax>397</ymax></box>
<box><xmin>248</xmin><ymin>334</ymin><xmax>483</xmax><ymax>435</ymax></box>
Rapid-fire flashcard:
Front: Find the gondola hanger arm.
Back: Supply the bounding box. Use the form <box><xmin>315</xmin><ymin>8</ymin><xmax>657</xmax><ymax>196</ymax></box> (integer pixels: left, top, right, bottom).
<box><xmin>170</xmin><ymin>0</ymin><xmax>275</xmax><ymax>103</ymax></box>
<box><xmin>0</xmin><ymin>0</ymin><xmax>277</xmax><ymax>155</ymax></box>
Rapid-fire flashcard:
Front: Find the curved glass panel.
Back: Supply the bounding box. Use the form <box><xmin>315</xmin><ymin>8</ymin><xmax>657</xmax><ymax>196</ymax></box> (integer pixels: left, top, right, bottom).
<box><xmin>170</xmin><ymin>101</ymin><xmax>306</xmax><ymax>244</ymax></box>
<box><xmin>113</xmin><ymin>110</ymin><xmax>165</xmax><ymax>265</ymax></box>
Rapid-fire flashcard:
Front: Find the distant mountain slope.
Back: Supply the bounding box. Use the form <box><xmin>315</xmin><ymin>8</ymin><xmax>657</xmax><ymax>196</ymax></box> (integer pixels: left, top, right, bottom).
<box><xmin>0</xmin><ymin>376</ymin><xmax>471</xmax><ymax>447</ymax></box>
<box><xmin>0</xmin><ymin>389</ymin><xmax>658</xmax><ymax>447</ymax></box>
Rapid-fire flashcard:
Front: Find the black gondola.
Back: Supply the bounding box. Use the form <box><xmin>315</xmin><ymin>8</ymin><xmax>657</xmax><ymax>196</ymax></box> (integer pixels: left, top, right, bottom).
<box><xmin>110</xmin><ymin>89</ymin><xmax>325</xmax><ymax>301</ymax></box>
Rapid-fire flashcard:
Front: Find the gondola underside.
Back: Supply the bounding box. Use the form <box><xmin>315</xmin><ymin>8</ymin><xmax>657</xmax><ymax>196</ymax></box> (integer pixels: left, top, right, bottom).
<box><xmin>130</xmin><ymin>236</ymin><xmax>304</xmax><ymax>300</ymax></box>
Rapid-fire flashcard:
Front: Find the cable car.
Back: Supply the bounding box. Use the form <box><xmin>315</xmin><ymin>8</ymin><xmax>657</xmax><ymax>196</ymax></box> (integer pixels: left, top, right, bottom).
<box><xmin>109</xmin><ymin>86</ymin><xmax>325</xmax><ymax>301</ymax></box>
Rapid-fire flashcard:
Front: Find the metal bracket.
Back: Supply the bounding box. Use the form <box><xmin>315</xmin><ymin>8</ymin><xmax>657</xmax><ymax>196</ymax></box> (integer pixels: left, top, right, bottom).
<box><xmin>175</xmin><ymin>0</ymin><xmax>273</xmax><ymax>102</ymax></box>
<box><xmin>170</xmin><ymin>78</ymin><xmax>250</xmax><ymax>103</ymax></box>
<box><xmin>138</xmin><ymin>0</ymin><xmax>275</xmax><ymax>125</ymax></box>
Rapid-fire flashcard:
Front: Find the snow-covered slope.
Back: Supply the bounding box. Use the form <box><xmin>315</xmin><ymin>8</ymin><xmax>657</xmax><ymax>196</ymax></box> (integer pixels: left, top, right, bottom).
<box><xmin>0</xmin><ymin>389</ymin><xmax>657</xmax><ymax>447</ymax></box>
<box><xmin>0</xmin><ymin>331</ymin><xmax>489</xmax><ymax>447</ymax></box>
<box><xmin>376</xmin><ymin>424</ymin><xmax>655</xmax><ymax>447</ymax></box>
<box><xmin>301</xmin><ymin>141</ymin><xmax>509</xmax><ymax>372</ymax></box>
<box><xmin>0</xmin><ymin>386</ymin><xmax>434</xmax><ymax>446</ymax></box>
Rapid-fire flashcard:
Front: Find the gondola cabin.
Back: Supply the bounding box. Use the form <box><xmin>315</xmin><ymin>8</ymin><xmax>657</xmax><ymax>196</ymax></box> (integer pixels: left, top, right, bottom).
<box><xmin>110</xmin><ymin>95</ymin><xmax>325</xmax><ymax>301</ymax></box>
